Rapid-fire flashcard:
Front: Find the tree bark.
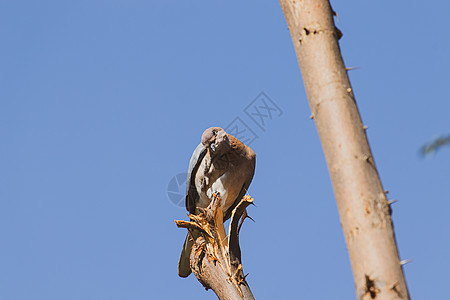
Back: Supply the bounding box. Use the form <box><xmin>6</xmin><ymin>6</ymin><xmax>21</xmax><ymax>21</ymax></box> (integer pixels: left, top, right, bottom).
<box><xmin>279</xmin><ymin>1</ymin><xmax>410</xmax><ymax>299</ymax></box>
<box><xmin>176</xmin><ymin>194</ymin><xmax>255</xmax><ymax>300</ymax></box>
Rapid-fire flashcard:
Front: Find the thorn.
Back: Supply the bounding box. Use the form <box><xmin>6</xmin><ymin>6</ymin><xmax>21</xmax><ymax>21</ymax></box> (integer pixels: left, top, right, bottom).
<box><xmin>347</xmin><ymin>88</ymin><xmax>352</xmax><ymax>93</ymax></box>
<box><xmin>363</xmin><ymin>125</ymin><xmax>368</xmax><ymax>130</ymax></box>
<box><xmin>309</xmin><ymin>114</ymin><xmax>315</xmax><ymax>120</ymax></box>
<box><xmin>246</xmin><ymin>215</ymin><xmax>255</xmax><ymax>222</ymax></box>
<box><xmin>388</xmin><ymin>200</ymin><xmax>397</xmax><ymax>216</ymax></box>
<box><xmin>400</xmin><ymin>259</ymin><xmax>412</xmax><ymax>265</ymax></box>
<box><xmin>384</xmin><ymin>190</ymin><xmax>389</xmax><ymax>194</ymax></box>
<box><xmin>335</xmin><ymin>27</ymin><xmax>343</xmax><ymax>40</ymax></box>
<box><xmin>346</xmin><ymin>66</ymin><xmax>360</xmax><ymax>71</ymax></box>
<box><xmin>333</xmin><ymin>10</ymin><xmax>339</xmax><ymax>22</ymax></box>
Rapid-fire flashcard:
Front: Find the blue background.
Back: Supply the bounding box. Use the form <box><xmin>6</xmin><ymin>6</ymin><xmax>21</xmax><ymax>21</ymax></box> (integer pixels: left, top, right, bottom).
<box><xmin>1</xmin><ymin>1</ymin><xmax>449</xmax><ymax>299</ymax></box>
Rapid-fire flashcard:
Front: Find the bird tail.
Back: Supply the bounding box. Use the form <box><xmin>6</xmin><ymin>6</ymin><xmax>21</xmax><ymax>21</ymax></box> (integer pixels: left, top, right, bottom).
<box><xmin>178</xmin><ymin>233</ymin><xmax>194</xmax><ymax>277</ymax></box>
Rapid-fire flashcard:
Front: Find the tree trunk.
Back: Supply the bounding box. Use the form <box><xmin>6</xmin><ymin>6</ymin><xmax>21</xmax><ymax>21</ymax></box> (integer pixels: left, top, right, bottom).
<box><xmin>176</xmin><ymin>195</ymin><xmax>255</xmax><ymax>300</ymax></box>
<box><xmin>279</xmin><ymin>1</ymin><xmax>410</xmax><ymax>299</ymax></box>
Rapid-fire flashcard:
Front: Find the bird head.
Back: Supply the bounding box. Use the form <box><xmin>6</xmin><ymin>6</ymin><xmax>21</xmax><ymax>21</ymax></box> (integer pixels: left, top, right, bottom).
<box><xmin>201</xmin><ymin>127</ymin><xmax>231</xmax><ymax>156</ymax></box>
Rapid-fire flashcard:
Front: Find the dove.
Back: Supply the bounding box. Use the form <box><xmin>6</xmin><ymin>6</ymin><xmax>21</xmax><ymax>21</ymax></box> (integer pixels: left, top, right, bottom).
<box><xmin>178</xmin><ymin>127</ymin><xmax>256</xmax><ymax>277</ymax></box>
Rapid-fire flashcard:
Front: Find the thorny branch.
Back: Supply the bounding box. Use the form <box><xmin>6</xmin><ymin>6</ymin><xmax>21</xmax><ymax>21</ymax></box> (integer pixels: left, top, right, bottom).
<box><xmin>175</xmin><ymin>194</ymin><xmax>255</xmax><ymax>300</ymax></box>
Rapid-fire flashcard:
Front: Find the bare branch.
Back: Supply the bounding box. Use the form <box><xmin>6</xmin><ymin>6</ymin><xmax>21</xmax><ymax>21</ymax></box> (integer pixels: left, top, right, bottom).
<box><xmin>175</xmin><ymin>194</ymin><xmax>255</xmax><ymax>300</ymax></box>
<box><xmin>279</xmin><ymin>0</ymin><xmax>410</xmax><ymax>298</ymax></box>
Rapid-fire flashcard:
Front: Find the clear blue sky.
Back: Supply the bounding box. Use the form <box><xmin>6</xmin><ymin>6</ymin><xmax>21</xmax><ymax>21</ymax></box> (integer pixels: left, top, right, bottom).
<box><xmin>1</xmin><ymin>1</ymin><xmax>449</xmax><ymax>299</ymax></box>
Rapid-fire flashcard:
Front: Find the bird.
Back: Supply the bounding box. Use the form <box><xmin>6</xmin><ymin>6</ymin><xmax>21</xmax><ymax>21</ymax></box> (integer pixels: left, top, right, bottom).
<box><xmin>178</xmin><ymin>127</ymin><xmax>256</xmax><ymax>278</ymax></box>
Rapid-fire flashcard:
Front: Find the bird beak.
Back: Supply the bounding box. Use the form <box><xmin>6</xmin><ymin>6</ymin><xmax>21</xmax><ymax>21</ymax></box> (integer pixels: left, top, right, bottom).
<box><xmin>210</xmin><ymin>143</ymin><xmax>216</xmax><ymax>152</ymax></box>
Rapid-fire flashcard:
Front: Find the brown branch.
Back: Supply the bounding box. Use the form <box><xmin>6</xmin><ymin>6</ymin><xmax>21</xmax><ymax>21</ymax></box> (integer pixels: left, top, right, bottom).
<box><xmin>228</xmin><ymin>196</ymin><xmax>253</xmax><ymax>276</ymax></box>
<box><xmin>175</xmin><ymin>194</ymin><xmax>255</xmax><ymax>300</ymax></box>
<box><xmin>279</xmin><ymin>1</ymin><xmax>410</xmax><ymax>299</ymax></box>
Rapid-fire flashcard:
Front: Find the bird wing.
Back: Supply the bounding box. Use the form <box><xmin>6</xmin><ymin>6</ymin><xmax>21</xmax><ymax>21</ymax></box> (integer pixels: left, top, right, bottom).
<box><xmin>223</xmin><ymin>158</ymin><xmax>256</xmax><ymax>221</ymax></box>
<box><xmin>185</xmin><ymin>143</ymin><xmax>207</xmax><ymax>214</ymax></box>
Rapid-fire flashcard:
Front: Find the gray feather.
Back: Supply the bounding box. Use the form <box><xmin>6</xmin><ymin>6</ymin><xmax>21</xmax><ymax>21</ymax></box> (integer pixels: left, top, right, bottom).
<box><xmin>185</xmin><ymin>143</ymin><xmax>206</xmax><ymax>214</ymax></box>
